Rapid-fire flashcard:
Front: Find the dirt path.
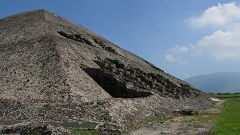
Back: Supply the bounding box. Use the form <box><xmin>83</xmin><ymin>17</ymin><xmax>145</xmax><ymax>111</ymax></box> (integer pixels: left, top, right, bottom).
<box><xmin>130</xmin><ymin>100</ymin><xmax>223</xmax><ymax>135</ymax></box>
<box><xmin>130</xmin><ymin>116</ymin><xmax>213</xmax><ymax>135</ymax></box>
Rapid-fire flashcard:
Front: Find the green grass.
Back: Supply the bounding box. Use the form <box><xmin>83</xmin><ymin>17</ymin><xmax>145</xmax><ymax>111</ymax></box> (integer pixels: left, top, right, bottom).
<box><xmin>211</xmin><ymin>98</ymin><xmax>240</xmax><ymax>135</ymax></box>
<box><xmin>209</xmin><ymin>93</ymin><xmax>240</xmax><ymax>98</ymax></box>
<box><xmin>72</xmin><ymin>128</ymin><xmax>104</xmax><ymax>135</ymax></box>
<box><xmin>183</xmin><ymin>113</ymin><xmax>218</xmax><ymax>127</ymax></box>
<box><xmin>125</xmin><ymin>114</ymin><xmax>174</xmax><ymax>131</ymax></box>
<box><xmin>146</xmin><ymin>115</ymin><xmax>173</xmax><ymax>123</ymax></box>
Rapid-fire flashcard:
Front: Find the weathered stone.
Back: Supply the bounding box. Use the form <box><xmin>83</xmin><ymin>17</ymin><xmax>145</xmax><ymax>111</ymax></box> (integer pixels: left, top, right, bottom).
<box><xmin>0</xmin><ymin>122</ymin><xmax>71</xmax><ymax>135</ymax></box>
<box><xmin>172</xmin><ymin>109</ymin><xmax>199</xmax><ymax>116</ymax></box>
<box><xmin>0</xmin><ymin>10</ymin><xmax>213</xmax><ymax>133</ymax></box>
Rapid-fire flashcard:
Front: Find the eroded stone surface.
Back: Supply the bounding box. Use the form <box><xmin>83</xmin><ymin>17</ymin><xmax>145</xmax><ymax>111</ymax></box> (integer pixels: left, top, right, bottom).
<box><xmin>0</xmin><ymin>122</ymin><xmax>71</xmax><ymax>135</ymax></box>
<box><xmin>0</xmin><ymin>10</ymin><xmax>213</xmax><ymax>133</ymax></box>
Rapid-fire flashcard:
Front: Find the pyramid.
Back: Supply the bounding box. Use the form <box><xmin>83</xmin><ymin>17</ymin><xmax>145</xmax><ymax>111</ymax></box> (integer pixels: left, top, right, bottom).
<box><xmin>0</xmin><ymin>10</ymin><xmax>212</xmax><ymax>124</ymax></box>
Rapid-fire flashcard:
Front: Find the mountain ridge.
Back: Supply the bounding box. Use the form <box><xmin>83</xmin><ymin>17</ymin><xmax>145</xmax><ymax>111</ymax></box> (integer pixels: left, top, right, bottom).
<box><xmin>185</xmin><ymin>72</ymin><xmax>240</xmax><ymax>93</ymax></box>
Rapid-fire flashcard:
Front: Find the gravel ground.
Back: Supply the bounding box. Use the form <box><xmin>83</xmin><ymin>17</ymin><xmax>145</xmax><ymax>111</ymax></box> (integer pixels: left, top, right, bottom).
<box><xmin>130</xmin><ymin>100</ymin><xmax>224</xmax><ymax>135</ymax></box>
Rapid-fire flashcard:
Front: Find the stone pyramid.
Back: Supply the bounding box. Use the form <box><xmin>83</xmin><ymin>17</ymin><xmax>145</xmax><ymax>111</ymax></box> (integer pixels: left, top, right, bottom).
<box><xmin>0</xmin><ymin>10</ymin><xmax>212</xmax><ymax>124</ymax></box>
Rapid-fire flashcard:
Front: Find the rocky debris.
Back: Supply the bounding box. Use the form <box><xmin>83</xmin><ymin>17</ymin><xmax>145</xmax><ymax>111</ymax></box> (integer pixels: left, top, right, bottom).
<box><xmin>79</xmin><ymin>121</ymin><xmax>126</xmax><ymax>134</ymax></box>
<box><xmin>0</xmin><ymin>9</ymin><xmax>213</xmax><ymax>133</ymax></box>
<box><xmin>83</xmin><ymin>59</ymin><xmax>200</xmax><ymax>99</ymax></box>
<box><xmin>172</xmin><ymin>109</ymin><xmax>198</xmax><ymax>116</ymax></box>
<box><xmin>0</xmin><ymin>122</ymin><xmax>71</xmax><ymax>135</ymax></box>
<box><xmin>97</xmin><ymin>122</ymin><xmax>123</xmax><ymax>134</ymax></box>
<box><xmin>0</xmin><ymin>121</ymin><xmax>126</xmax><ymax>135</ymax></box>
<box><xmin>57</xmin><ymin>31</ymin><xmax>118</xmax><ymax>54</ymax></box>
<box><xmin>58</xmin><ymin>31</ymin><xmax>93</xmax><ymax>46</ymax></box>
<box><xmin>130</xmin><ymin>100</ymin><xmax>224</xmax><ymax>135</ymax></box>
<box><xmin>83</xmin><ymin>66</ymin><xmax>153</xmax><ymax>98</ymax></box>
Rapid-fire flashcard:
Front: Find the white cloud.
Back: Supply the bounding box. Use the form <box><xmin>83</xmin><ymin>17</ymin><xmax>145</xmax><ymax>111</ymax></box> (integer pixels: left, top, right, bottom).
<box><xmin>195</xmin><ymin>28</ymin><xmax>240</xmax><ymax>60</ymax></box>
<box><xmin>166</xmin><ymin>2</ymin><xmax>240</xmax><ymax>63</ymax></box>
<box><xmin>189</xmin><ymin>2</ymin><xmax>240</xmax><ymax>28</ymax></box>
<box><xmin>165</xmin><ymin>45</ymin><xmax>189</xmax><ymax>64</ymax></box>
<box><xmin>165</xmin><ymin>53</ymin><xmax>188</xmax><ymax>64</ymax></box>
<box><xmin>176</xmin><ymin>45</ymin><xmax>189</xmax><ymax>53</ymax></box>
<box><xmin>165</xmin><ymin>54</ymin><xmax>175</xmax><ymax>62</ymax></box>
<box><xmin>167</xmin><ymin>45</ymin><xmax>190</xmax><ymax>54</ymax></box>
<box><xmin>168</xmin><ymin>28</ymin><xmax>240</xmax><ymax>61</ymax></box>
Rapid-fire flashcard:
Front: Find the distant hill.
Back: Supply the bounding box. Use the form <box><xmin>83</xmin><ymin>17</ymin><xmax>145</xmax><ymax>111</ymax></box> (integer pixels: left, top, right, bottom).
<box><xmin>185</xmin><ymin>72</ymin><xmax>240</xmax><ymax>93</ymax></box>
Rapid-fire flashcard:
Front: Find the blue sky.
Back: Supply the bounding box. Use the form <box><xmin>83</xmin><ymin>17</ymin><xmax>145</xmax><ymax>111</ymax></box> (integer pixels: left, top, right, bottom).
<box><xmin>1</xmin><ymin>0</ymin><xmax>240</xmax><ymax>79</ymax></box>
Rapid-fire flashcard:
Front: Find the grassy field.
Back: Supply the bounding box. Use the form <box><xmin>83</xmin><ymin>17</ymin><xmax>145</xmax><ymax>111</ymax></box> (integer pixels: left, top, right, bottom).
<box><xmin>209</xmin><ymin>93</ymin><xmax>240</xmax><ymax>98</ymax></box>
<box><xmin>182</xmin><ymin>113</ymin><xmax>218</xmax><ymax>127</ymax></box>
<box><xmin>211</xmin><ymin>98</ymin><xmax>240</xmax><ymax>135</ymax></box>
<box><xmin>72</xmin><ymin>128</ymin><xmax>105</xmax><ymax>135</ymax></box>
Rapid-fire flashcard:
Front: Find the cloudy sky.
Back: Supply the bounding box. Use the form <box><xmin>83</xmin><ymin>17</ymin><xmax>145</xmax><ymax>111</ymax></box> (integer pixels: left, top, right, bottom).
<box><xmin>1</xmin><ymin>0</ymin><xmax>240</xmax><ymax>79</ymax></box>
